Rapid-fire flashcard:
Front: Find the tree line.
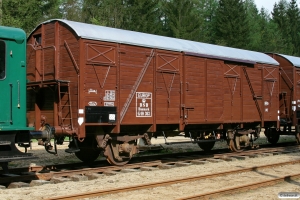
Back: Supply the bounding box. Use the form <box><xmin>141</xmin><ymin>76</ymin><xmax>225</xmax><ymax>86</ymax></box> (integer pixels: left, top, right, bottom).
<box><xmin>1</xmin><ymin>0</ymin><xmax>300</xmax><ymax>56</ymax></box>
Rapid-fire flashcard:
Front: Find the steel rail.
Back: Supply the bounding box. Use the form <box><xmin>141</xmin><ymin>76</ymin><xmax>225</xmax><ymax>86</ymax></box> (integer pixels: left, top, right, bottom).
<box><xmin>45</xmin><ymin>159</ymin><xmax>300</xmax><ymax>200</ymax></box>
<box><xmin>2</xmin><ymin>142</ymin><xmax>298</xmax><ymax>175</ymax></box>
<box><xmin>1</xmin><ymin>145</ymin><xmax>299</xmax><ymax>185</ymax></box>
<box><xmin>0</xmin><ymin>160</ymin><xmax>163</xmax><ymax>184</ymax></box>
<box><xmin>179</xmin><ymin>173</ymin><xmax>300</xmax><ymax>200</ymax></box>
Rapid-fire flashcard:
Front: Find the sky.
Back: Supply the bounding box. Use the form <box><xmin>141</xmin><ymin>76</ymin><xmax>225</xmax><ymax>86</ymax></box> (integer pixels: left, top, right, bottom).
<box><xmin>254</xmin><ymin>0</ymin><xmax>281</xmax><ymax>13</ymax></box>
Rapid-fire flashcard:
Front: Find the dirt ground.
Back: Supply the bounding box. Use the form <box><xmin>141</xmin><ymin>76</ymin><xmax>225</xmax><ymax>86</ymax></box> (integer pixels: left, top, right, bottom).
<box><xmin>1</xmin><ymin>134</ymin><xmax>300</xmax><ymax>200</ymax></box>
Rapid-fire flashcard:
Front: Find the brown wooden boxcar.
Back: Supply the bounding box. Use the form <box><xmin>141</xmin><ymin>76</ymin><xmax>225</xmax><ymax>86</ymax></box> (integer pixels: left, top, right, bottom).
<box><xmin>266</xmin><ymin>53</ymin><xmax>300</xmax><ymax>144</ymax></box>
<box><xmin>26</xmin><ymin>19</ymin><xmax>280</xmax><ymax>165</ymax></box>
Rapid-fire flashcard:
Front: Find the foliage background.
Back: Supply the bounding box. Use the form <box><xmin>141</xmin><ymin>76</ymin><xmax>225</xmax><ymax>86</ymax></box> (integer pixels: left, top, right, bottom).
<box><xmin>1</xmin><ymin>0</ymin><xmax>300</xmax><ymax>56</ymax></box>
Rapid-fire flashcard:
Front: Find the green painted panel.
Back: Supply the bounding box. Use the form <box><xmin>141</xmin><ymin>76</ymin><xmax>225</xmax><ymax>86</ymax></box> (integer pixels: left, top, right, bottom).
<box><xmin>0</xmin><ymin>25</ymin><xmax>30</xmax><ymax>130</ymax></box>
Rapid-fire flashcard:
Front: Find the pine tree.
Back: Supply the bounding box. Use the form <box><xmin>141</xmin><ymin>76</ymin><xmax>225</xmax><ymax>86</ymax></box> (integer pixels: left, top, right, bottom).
<box><xmin>197</xmin><ymin>0</ymin><xmax>218</xmax><ymax>43</ymax></box>
<box><xmin>60</xmin><ymin>0</ymin><xmax>83</xmax><ymax>22</ymax></box>
<box><xmin>0</xmin><ymin>0</ymin><xmax>2</xmax><ymax>25</ymax></box>
<box><xmin>122</xmin><ymin>0</ymin><xmax>163</xmax><ymax>34</ymax></box>
<box><xmin>214</xmin><ymin>0</ymin><xmax>250</xmax><ymax>49</ymax></box>
<box><xmin>254</xmin><ymin>8</ymin><xmax>285</xmax><ymax>53</ymax></box>
<box><xmin>2</xmin><ymin>0</ymin><xmax>61</xmax><ymax>33</ymax></box>
<box><xmin>82</xmin><ymin>0</ymin><xmax>126</xmax><ymax>28</ymax></box>
<box><xmin>244</xmin><ymin>0</ymin><xmax>261</xmax><ymax>51</ymax></box>
<box><xmin>82</xmin><ymin>0</ymin><xmax>102</xmax><ymax>24</ymax></box>
<box><xmin>272</xmin><ymin>0</ymin><xmax>288</xmax><ymax>30</ymax></box>
<box><xmin>286</xmin><ymin>0</ymin><xmax>300</xmax><ymax>56</ymax></box>
<box><xmin>271</xmin><ymin>0</ymin><xmax>293</xmax><ymax>55</ymax></box>
<box><xmin>161</xmin><ymin>0</ymin><xmax>201</xmax><ymax>40</ymax></box>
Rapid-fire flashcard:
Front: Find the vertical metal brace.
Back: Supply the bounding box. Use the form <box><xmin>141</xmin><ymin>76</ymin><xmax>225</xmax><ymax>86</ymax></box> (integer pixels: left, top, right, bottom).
<box><xmin>93</xmin><ymin>64</ymin><xmax>111</xmax><ymax>89</ymax></box>
<box><xmin>17</xmin><ymin>81</ymin><xmax>20</xmax><ymax>108</ymax></box>
<box><xmin>9</xmin><ymin>83</ymin><xmax>13</xmax><ymax>124</ymax></box>
<box><xmin>162</xmin><ymin>131</ymin><xmax>168</xmax><ymax>144</ymax></box>
<box><xmin>189</xmin><ymin>132</ymin><xmax>193</xmax><ymax>142</ymax></box>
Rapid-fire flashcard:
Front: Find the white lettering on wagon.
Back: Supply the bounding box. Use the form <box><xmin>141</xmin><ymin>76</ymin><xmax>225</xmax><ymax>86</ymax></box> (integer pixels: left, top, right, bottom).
<box><xmin>136</xmin><ymin>92</ymin><xmax>152</xmax><ymax>117</ymax></box>
<box><xmin>104</xmin><ymin>102</ymin><xmax>114</xmax><ymax>106</ymax></box>
<box><xmin>88</xmin><ymin>89</ymin><xmax>97</xmax><ymax>94</ymax></box>
<box><xmin>88</xmin><ymin>101</ymin><xmax>97</xmax><ymax>106</ymax></box>
<box><xmin>103</xmin><ymin>90</ymin><xmax>115</xmax><ymax>101</ymax></box>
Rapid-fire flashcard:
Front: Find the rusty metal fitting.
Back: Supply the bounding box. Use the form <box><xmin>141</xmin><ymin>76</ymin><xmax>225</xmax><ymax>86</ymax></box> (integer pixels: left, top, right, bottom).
<box><xmin>99</xmin><ymin>134</ymin><xmax>111</xmax><ymax>149</ymax></box>
<box><xmin>41</xmin><ymin>115</ymin><xmax>47</xmax><ymax>126</ymax></box>
<box><xmin>119</xmin><ymin>142</ymin><xmax>132</xmax><ymax>153</ymax></box>
<box><xmin>53</xmin><ymin>126</ymin><xmax>76</xmax><ymax>137</ymax></box>
<box><xmin>227</xmin><ymin>130</ymin><xmax>234</xmax><ymax>140</ymax></box>
<box><xmin>143</xmin><ymin>133</ymin><xmax>152</xmax><ymax>145</ymax></box>
<box><xmin>37</xmin><ymin>139</ymin><xmax>44</xmax><ymax>145</ymax></box>
<box><xmin>239</xmin><ymin>135</ymin><xmax>249</xmax><ymax>145</ymax></box>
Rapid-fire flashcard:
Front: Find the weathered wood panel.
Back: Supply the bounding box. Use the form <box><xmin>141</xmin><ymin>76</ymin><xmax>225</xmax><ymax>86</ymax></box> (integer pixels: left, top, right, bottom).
<box><xmin>262</xmin><ymin>65</ymin><xmax>279</xmax><ymax>121</ymax></box>
<box><xmin>119</xmin><ymin>45</ymin><xmax>154</xmax><ymax>124</ymax></box>
<box><xmin>223</xmin><ymin>62</ymin><xmax>241</xmax><ymax>123</ymax></box>
<box><xmin>206</xmin><ymin>60</ymin><xmax>224</xmax><ymax>122</ymax></box>
<box><xmin>183</xmin><ymin>56</ymin><xmax>205</xmax><ymax>123</ymax></box>
<box><xmin>156</xmin><ymin>50</ymin><xmax>181</xmax><ymax>124</ymax></box>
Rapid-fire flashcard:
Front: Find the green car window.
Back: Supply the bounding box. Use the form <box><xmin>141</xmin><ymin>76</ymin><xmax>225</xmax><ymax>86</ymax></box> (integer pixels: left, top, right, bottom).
<box><xmin>0</xmin><ymin>40</ymin><xmax>5</xmax><ymax>79</ymax></box>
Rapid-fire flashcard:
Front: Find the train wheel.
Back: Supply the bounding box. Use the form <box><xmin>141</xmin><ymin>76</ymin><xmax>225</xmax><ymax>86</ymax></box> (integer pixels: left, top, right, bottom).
<box><xmin>296</xmin><ymin>133</ymin><xmax>300</xmax><ymax>144</ymax></box>
<box><xmin>228</xmin><ymin>138</ymin><xmax>243</xmax><ymax>152</ymax></box>
<box><xmin>266</xmin><ymin>132</ymin><xmax>280</xmax><ymax>144</ymax></box>
<box><xmin>74</xmin><ymin>137</ymin><xmax>101</xmax><ymax>163</ymax></box>
<box><xmin>198</xmin><ymin>141</ymin><xmax>215</xmax><ymax>151</ymax></box>
<box><xmin>105</xmin><ymin>144</ymin><xmax>131</xmax><ymax>166</ymax></box>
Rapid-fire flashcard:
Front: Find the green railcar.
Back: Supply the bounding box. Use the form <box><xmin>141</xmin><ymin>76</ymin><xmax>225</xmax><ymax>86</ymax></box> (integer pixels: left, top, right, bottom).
<box><xmin>0</xmin><ymin>25</ymin><xmax>33</xmax><ymax>171</ymax></box>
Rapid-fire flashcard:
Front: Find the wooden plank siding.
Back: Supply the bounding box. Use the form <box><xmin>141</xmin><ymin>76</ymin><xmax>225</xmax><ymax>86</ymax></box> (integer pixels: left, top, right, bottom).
<box><xmin>183</xmin><ymin>56</ymin><xmax>279</xmax><ymax>126</ymax></box>
<box><xmin>26</xmin><ymin>22</ymin><xmax>80</xmax><ymax>130</ymax></box>
<box><xmin>26</xmin><ymin>20</ymin><xmax>279</xmax><ymax>136</ymax></box>
<box><xmin>57</xmin><ymin>23</ymin><xmax>79</xmax><ymax>129</ymax></box>
<box><xmin>183</xmin><ymin>56</ymin><xmax>205</xmax><ymax>123</ymax></box>
<box><xmin>242</xmin><ymin>65</ymin><xmax>262</xmax><ymax>122</ymax></box>
<box><xmin>267</xmin><ymin>53</ymin><xmax>297</xmax><ymax>126</ymax></box>
<box><xmin>84</xmin><ymin>41</ymin><xmax>117</xmax><ymax>113</ymax></box>
<box><xmin>119</xmin><ymin>45</ymin><xmax>154</xmax><ymax>124</ymax></box>
<box><xmin>223</xmin><ymin>62</ymin><xmax>241</xmax><ymax>123</ymax></box>
<box><xmin>155</xmin><ymin>50</ymin><xmax>181</xmax><ymax>124</ymax></box>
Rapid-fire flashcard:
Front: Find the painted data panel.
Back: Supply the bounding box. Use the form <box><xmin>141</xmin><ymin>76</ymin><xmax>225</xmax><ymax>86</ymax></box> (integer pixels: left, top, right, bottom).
<box><xmin>136</xmin><ymin>92</ymin><xmax>152</xmax><ymax>117</ymax></box>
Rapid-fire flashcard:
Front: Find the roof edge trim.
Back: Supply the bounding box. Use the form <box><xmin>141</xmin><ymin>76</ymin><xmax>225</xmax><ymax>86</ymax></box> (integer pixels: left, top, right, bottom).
<box><xmin>185</xmin><ymin>52</ymin><xmax>257</xmax><ymax>65</ymax></box>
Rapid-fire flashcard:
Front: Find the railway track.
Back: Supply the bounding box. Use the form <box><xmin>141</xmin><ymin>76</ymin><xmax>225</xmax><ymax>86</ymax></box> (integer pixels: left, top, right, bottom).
<box><xmin>3</xmin><ymin>141</ymin><xmax>298</xmax><ymax>175</ymax></box>
<box><xmin>1</xmin><ymin>144</ymin><xmax>299</xmax><ymax>189</ymax></box>
<box><xmin>179</xmin><ymin>173</ymin><xmax>300</xmax><ymax>199</ymax></box>
<box><xmin>46</xmin><ymin>159</ymin><xmax>300</xmax><ymax>200</ymax></box>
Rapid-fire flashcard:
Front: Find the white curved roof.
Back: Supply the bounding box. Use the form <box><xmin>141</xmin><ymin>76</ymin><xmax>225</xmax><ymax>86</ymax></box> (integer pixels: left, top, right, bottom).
<box><xmin>35</xmin><ymin>19</ymin><xmax>279</xmax><ymax>66</ymax></box>
<box><xmin>277</xmin><ymin>53</ymin><xmax>300</xmax><ymax>68</ymax></box>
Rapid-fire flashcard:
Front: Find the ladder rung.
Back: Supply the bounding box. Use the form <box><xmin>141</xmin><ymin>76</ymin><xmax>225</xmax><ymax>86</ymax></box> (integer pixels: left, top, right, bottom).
<box><xmin>58</xmin><ymin>82</ymin><xmax>73</xmax><ymax>130</ymax></box>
